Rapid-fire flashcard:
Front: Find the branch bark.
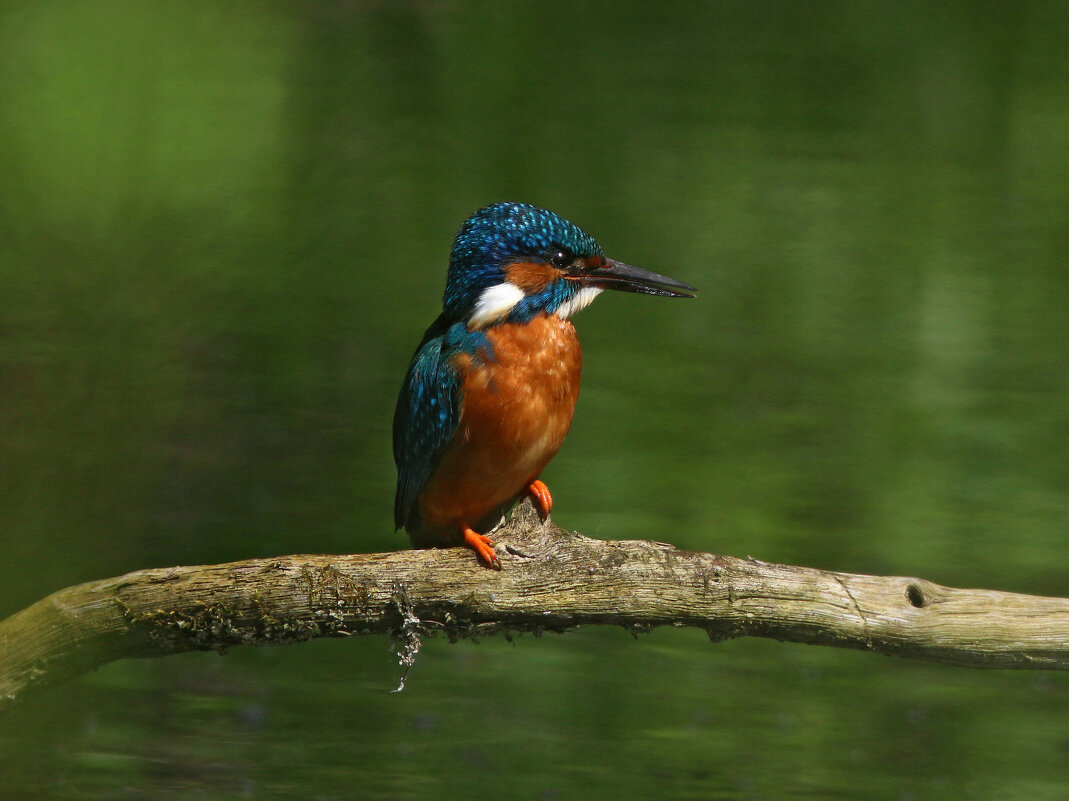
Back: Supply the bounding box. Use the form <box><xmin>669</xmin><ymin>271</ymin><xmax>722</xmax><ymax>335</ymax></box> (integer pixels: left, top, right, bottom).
<box><xmin>4</xmin><ymin>501</ymin><xmax>1069</xmax><ymax>711</ymax></box>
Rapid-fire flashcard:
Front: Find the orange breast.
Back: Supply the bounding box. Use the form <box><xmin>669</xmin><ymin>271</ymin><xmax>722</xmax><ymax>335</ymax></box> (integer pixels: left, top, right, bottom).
<box><xmin>416</xmin><ymin>314</ymin><xmax>582</xmax><ymax>541</ymax></box>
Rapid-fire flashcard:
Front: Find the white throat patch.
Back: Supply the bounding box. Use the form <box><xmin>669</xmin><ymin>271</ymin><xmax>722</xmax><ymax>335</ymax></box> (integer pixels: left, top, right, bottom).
<box><xmin>555</xmin><ymin>286</ymin><xmax>603</xmax><ymax>320</ymax></box>
<box><xmin>468</xmin><ymin>282</ymin><xmax>525</xmax><ymax>330</ymax></box>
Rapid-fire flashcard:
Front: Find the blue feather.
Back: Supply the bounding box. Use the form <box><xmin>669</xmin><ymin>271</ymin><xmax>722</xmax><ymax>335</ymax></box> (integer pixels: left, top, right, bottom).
<box><xmin>442</xmin><ymin>202</ymin><xmax>602</xmax><ymax>322</ymax></box>
<box><xmin>392</xmin><ymin>314</ymin><xmax>493</xmax><ymax>531</ymax></box>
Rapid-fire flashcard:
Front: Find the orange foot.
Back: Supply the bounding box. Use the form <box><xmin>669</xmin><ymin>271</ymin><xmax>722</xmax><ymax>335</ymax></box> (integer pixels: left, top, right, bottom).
<box><xmin>525</xmin><ymin>479</ymin><xmax>553</xmax><ymax>521</ymax></box>
<box><xmin>462</xmin><ymin>524</ymin><xmax>501</xmax><ymax>570</ymax></box>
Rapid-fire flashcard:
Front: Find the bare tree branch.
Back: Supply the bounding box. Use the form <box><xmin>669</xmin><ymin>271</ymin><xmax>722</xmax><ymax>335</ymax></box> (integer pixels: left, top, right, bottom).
<box><xmin>3</xmin><ymin>501</ymin><xmax>1069</xmax><ymax>712</ymax></box>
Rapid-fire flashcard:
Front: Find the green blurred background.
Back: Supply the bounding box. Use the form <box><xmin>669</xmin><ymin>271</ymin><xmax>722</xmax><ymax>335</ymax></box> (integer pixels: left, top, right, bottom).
<box><xmin>2</xmin><ymin>1</ymin><xmax>1068</xmax><ymax>798</ymax></box>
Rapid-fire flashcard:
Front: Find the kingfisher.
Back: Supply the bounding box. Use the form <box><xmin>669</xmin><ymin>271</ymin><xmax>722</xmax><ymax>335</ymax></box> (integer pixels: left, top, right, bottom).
<box><xmin>393</xmin><ymin>202</ymin><xmax>695</xmax><ymax>568</ymax></box>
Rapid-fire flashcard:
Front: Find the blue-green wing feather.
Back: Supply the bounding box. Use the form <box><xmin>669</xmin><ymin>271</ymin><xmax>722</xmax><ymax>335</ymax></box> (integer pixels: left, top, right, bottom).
<box><xmin>393</xmin><ymin>315</ymin><xmax>463</xmax><ymax>532</ymax></box>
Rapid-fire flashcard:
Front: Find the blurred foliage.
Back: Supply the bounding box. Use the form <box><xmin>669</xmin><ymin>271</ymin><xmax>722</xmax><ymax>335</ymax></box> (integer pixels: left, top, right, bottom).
<box><xmin>1</xmin><ymin>1</ymin><xmax>1068</xmax><ymax>799</ymax></box>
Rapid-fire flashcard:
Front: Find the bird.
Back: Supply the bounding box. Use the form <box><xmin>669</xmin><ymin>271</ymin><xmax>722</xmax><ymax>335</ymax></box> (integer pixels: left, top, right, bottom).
<box><xmin>393</xmin><ymin>202</ymin><xmax>695</xmax><ymax>568</ymax></box>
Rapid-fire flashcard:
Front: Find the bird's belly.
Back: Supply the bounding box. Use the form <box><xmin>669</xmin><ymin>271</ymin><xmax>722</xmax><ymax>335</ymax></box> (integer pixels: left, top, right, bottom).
<box><xmin>417</xmin><ymin>315</ymin><xmax>582</xmax><ymax>539</ymax></box>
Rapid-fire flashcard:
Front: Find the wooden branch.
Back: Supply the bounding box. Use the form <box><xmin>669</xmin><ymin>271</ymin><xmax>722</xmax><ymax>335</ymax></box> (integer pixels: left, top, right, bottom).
<box><xmin>3</xmin><ymin>500</ymin><xmax>1069</xmax><ymax>711</ymax></box>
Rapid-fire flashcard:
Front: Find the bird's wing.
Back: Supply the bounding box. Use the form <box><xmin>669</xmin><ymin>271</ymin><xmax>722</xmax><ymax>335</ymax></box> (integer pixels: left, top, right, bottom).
<box><xmin>393</xmin><ymin>316</ymin><xmax>464</xmax><ymax>532</ymax></box>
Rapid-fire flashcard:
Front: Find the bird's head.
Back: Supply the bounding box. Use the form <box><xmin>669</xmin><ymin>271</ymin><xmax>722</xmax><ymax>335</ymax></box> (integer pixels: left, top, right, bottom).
<box><xmin>443</xmin><ymin>202</ymin><xmax>695</xmax><ymax>329</ymax></box>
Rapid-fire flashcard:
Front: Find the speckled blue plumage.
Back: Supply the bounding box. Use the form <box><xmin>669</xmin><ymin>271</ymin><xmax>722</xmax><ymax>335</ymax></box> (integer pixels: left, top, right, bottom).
<box><xmin>443</xmin><ymin>202</ymin><xmax>602</xmax><ymax>323</ymax></box>
<box><xmin>393</xmin><ymin>315</ymin><xmax>491</xmax><ymax>531</ymax></box>
<box><xmin>393</xmin><ymin>202</ymin><xmax>601</xmax><ymax>532</ymax></box>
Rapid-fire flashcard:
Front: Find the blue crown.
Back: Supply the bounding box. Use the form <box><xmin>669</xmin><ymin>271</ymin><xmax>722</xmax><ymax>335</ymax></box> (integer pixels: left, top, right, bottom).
<box><xmin>442</xmin><ymin>202</ymin><xmax>602</xmax><ymax>321</ymax></box>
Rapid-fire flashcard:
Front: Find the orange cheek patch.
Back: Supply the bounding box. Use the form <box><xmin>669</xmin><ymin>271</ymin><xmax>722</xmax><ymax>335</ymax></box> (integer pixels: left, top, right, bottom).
<box><xmin>505</xmin><ymin>261</ymin><xmax>557</xmax><ymax>293</ymax></box>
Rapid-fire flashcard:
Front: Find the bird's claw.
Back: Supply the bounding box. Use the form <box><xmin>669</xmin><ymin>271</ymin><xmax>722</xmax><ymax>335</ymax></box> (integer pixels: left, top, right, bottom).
<box><xmin>525</xmin><ymin>479</ymin><xmax>553</xmax><ymax>521</ymax></box>
<box><xmin>462</xmin><ymin>526</ymin><xmax>501</xmax><ymax>570</ymax></box>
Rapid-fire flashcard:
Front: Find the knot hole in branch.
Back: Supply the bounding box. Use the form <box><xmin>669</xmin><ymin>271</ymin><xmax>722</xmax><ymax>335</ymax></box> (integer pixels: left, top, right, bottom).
<box><xmin>906</xmin><ymin>584</ymin><xmax>926</xmax><ymax>608</ymax></box>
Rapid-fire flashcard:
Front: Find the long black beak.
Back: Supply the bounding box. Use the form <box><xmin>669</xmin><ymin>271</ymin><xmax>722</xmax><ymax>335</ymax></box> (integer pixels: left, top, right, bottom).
<box><xmin>578</xmin><ymin>258</ymin><xmax>696</xmax><ymax>298</ymax></box>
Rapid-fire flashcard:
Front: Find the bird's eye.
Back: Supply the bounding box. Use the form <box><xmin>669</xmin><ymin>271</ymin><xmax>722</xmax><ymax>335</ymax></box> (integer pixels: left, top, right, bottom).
<box><xmin>550</xmin><ymin>250</ymin><xmax>571</xmax><ymax>269</ymax></box>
